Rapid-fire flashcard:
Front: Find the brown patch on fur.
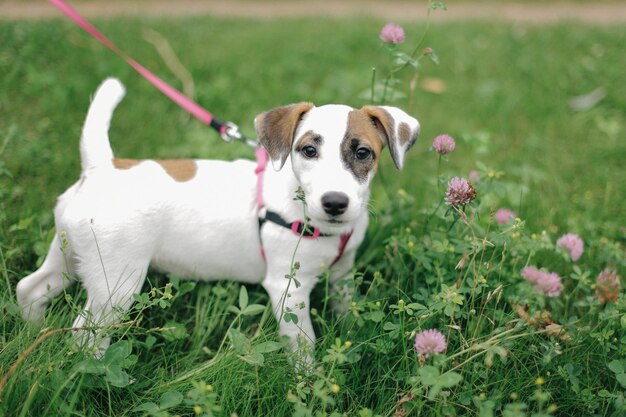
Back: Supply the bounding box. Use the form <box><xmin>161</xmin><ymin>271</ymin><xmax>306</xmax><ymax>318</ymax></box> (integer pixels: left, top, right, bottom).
<box><xmin>361</xmin><ymin>106</ymin><xmax>395</xmax><ymax>146</ymax></box>
<box><xmin>294</xmin><ymin>130</ymin><xmax>323</xmax><ymax>153</ymax></box>
<box><xmin>255</xmin><ymin>102</ymin><xmax>314</xmax><ymax>168</ymax></box>
<box><xmin>347</xmin><ymin>110</ymin><xmax>385</xmax><ymax>156</ymax></box>
<box><xmin>361</xmin><ymin>106</ymin><xmax>406</xmax><ymax>170</ymax></box>
<box><xmin>398</xmin><ymin>122</ymin><xmax>413</xmax><ymax>146</ymax></box>
<box><xmin>113</xmin><ymin>158</ymin><xmax>141</xmax><ymax>170</ymax></box>
<box><xmin>341</xmin><ymin>109</ymin><xmax>386</xmax><ymax>182</ymax></box>
<box><xmin>156</xmin><ymin>159</ymin><xmax>197</xmax><ymax>182</ymax></box>
<box><xmin>113</xmin><ymin>158</ymin><xmax>197</xmax><ymax>182</ymax></box>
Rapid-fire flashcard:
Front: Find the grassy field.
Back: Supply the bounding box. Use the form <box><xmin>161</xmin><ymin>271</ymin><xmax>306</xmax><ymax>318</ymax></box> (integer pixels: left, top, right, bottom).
<box><xmin>1</xmin><ymin>7</ymin><xmax>625</xmax><ymax>417</ymax></box>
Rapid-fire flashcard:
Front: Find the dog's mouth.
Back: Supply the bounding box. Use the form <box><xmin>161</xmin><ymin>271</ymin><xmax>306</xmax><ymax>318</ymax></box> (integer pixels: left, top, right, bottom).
<box><xmin>309</xmin><ymin>214</ymin><xmax>347</xmax><ymax>228</ymax></box>
<box><xmin>309</xmin><ymin>213</ymin><xmax>355</xmax><ymax>234</ymax></box>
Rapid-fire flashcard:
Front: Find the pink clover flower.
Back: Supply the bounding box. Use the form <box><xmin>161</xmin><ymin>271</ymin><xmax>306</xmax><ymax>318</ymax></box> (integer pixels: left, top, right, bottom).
<box><xmin>445</xmin><ymin>177</ymin><xmax>477</xmax><ymax>206</ymax></box>
<box><xmin>557</xmin><ymin>233</ymin><xmax>584</xmax><ymax>261</ymax></box>
<box><xmin>432</xmin><ymin>134</ymin><xmax>456</xmax><ymax>155</ymax></box>
<box><xmin>495</xmin><ymin>208</ymin><xmax>517</xmax><ymax>225</ymax></box>
<box><xmin>380</xmin><ymin>23</ymin><xmax>405</xmax><ymax>44</ymax></box>
<box><xmin>414</xmin><ymin>329</ymin><xmax>447</xmax><ymax>356</ymax></box>
<box><xmin>521</xmin><ymin>266</ymin><xmax>562</xmax><ymax>297</ymax></box>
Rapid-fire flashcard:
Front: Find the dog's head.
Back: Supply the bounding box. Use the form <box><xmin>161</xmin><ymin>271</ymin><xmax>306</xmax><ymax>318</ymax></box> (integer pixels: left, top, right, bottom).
<box><xmin>255</xmin><ymin>103</ymin><xmax>420</xmax><ymax>228</ymax></box>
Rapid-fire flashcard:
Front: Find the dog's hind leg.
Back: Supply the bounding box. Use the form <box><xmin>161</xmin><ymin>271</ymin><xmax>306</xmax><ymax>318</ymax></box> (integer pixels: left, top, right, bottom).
<box><xmin>71</xmin><ymin>253</ymin><xmax>149</xmax><ymax>355</ymax></box>
<box><xmin>16</xmin><ymin>234</ymin><xmax>74</xmax><ymax>323</ymax></box>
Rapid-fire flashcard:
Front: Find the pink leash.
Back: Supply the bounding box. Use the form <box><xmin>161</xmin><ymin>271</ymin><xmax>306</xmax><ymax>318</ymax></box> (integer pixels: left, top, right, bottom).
<box><xmin>255</xmin><ymin>147</ymin><xmax>269</xmax><ymax>209</ymax></box>
<box><xmin>49</xmin><ymin>0</ymin><xmax>254</xmax><ymax>145</ymax></box>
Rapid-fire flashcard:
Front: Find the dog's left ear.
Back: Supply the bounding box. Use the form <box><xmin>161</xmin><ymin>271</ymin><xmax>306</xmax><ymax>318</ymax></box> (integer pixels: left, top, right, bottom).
<box><xmin>361</xmin><ymin>105</ymin><xmax>420</xmax><ymax>170</ymax></box>
<box><xmin>255</xmin><ymin>102</ymin><xmax>315</xmax><ymax>170</ymax></box>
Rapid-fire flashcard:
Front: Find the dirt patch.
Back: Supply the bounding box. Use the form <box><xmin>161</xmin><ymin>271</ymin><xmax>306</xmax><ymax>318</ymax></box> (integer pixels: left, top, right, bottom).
<box><xmin>2</xmin><ymin>0</ymin><xmax>626</xmax><ymax>24</ymax></box>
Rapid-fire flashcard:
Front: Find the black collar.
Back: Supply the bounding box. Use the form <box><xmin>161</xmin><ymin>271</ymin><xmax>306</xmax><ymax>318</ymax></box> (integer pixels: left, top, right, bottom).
<box><xmin>259</xmin><ymin>210</ymin><xmax>333</xmax><ymax>238</ymax></box>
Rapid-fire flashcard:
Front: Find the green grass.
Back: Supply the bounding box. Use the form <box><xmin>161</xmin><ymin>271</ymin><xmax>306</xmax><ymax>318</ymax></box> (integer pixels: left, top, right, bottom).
<box><xmin>1</xmin><ymin>13</ymin><xmax>625</xmax><ymax>417</ymax></box>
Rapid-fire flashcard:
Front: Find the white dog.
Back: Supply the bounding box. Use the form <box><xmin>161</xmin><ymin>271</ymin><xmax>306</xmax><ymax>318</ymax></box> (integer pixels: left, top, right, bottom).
<box><xmin>16</xmin><ymin>78</ymin><xmax>419</xmax><ymax>362</ymax></box>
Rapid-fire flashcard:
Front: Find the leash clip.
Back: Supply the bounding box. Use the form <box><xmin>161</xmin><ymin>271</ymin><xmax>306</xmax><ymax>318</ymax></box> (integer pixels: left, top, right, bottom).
<box><xmin>221</xmin><ymin>122</ymin><xmax>259</xmax><ymax>148</ymax></box>
<box><xmin>221</xmin><ymin>121</ymin><xmax>242</xmax><ymax>143</ymax></box>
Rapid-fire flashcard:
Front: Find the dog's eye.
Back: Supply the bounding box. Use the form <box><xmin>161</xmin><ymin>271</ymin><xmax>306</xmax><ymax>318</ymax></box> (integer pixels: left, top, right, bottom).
<box><xmin>355</xmin><ymin>147</ymin><xmax>372</xmax><ymax>160</ymax></box>
<box><xmin>301</xmin><ymin>145</ymin><xmax>318</xmax><ymax>158</ymax></box>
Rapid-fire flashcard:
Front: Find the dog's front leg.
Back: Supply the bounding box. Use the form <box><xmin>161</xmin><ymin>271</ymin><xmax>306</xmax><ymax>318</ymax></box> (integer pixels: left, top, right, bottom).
<box><xmin>262</xmin><ymin>268</ymin><xmax>316</xmax><ymax>369</ymax></box>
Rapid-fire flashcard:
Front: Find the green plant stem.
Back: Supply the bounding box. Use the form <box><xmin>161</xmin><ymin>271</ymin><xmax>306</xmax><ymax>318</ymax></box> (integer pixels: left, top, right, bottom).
<box><xmin>444</xmin><ymin>325</ymin><xmax>523</xmax><ymax>363</ymax></box>
<box><xmin>215</xmin><ymin>312</ymin><xmax>242</xmax><ymax>356</ymax></box>
<box><xmin>66</xmin><ymin>374</ymin><xmax>84</xmax><ymax>416</ymax></box>
<box><xmin>321</xmin><ymin>269</ymin><xmax>331</xmax><ymax>319</ymax></box>
<box><xmin>421</xmin><ymin>155</ymin><xmax>444</xmax><ymax>234</ymax></box>
<box><xmin>563</xmin><ymin>276</ymin><xmax>585</xmax><ymax>317</ymax></box>
<box><xmin>277</xmin><ymin>199</ymin><xmax>309</xmax><ymax>325</ymax></box>
<box><xmin>19</xmin><ymin>381</ymin><xmax>40</xmax><ymax>417</ymax></box>
<box><xmin>381</xmin><ymin>60</ymin><xmax>394</xmax><ymax>104</ymax></box>
<box><xmin>399</xmin><ymin>313</ymin><xmax>408</xmax><ymax>372</ymax></box>
<box><xmin>409</xmin><ymin>6</ymin><xmax>432</xmax><ymax>60</ymax></box>
<box><xmin>422</xmin><ymin>199</ymin><xmax>444</xmax><ymax>235</ymax></box>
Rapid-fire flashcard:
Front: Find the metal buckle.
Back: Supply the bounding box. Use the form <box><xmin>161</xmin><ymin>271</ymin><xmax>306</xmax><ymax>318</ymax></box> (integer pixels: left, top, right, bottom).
<box><xmin>220</xmin><ymin>122</ymin><xmax>242</xmax><ymax>143</ymax></box>
<box><xmin>291</xmin><ymin>221</ymin><xmax>321</xmax><ymax>239</ymax></box>
<box><xmin>220</xmin><ymin>121</ymin><xmax>259</xmax><ymax>148</ymax></box>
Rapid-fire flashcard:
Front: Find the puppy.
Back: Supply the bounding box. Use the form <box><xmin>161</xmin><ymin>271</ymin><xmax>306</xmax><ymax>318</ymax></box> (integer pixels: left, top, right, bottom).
<box><xmin>16</xmin><ymin>78</ymin><xmax>419</xmax><ymax>364</ymax></box>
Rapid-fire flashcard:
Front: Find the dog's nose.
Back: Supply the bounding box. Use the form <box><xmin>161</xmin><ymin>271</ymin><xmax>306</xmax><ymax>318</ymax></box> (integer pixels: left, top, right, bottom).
<box><xmin>321</xmin><ymin>192</ymin><xmax>349</xmax><ymax>216</ymax></box>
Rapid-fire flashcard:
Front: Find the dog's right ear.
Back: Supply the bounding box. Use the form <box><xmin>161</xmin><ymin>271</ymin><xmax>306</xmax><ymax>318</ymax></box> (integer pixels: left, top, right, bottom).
<box><xmin>255</xmin><ymin>102</ymin><xmax>314</xmax><ymax>170</ymax></box>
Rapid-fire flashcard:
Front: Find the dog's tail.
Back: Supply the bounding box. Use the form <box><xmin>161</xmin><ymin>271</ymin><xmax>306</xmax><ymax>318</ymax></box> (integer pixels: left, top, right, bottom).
<box><xmin>80</xmin><ymin>78</ymin><xmax>125</xmax><ymax>172</ymax></box>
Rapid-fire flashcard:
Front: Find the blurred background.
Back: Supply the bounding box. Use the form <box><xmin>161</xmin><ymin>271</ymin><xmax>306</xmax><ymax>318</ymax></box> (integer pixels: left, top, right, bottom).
<box><xmin>3</xmin><ymin>0</ymin><xmax>626</xmax><ymax>22</ymax></box>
